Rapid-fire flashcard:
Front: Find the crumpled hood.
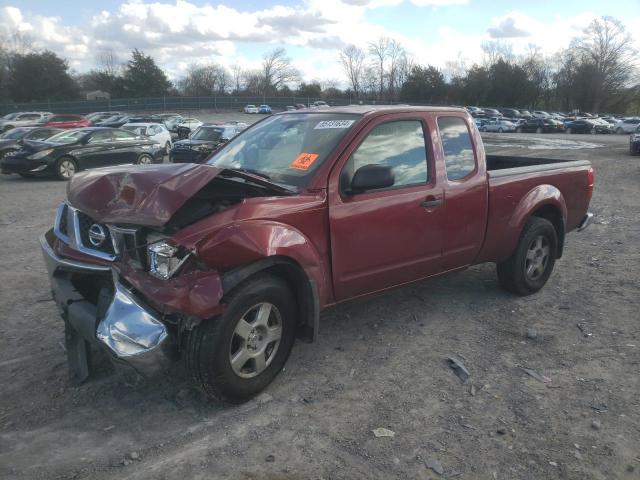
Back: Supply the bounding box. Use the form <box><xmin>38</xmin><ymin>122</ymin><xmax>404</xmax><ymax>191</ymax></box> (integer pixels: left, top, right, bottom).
<box><xmin>67</xmin><ymin>163</ymin><xmax>224</xmax><ymax>227</ymax></box>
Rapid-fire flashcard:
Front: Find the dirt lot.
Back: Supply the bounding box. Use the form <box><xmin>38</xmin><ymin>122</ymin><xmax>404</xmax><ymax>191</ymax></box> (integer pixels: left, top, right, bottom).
<box><xmin>0</xmin><ymin>123</ymin><xmax>639</xmax><ymax>480</ymax></box>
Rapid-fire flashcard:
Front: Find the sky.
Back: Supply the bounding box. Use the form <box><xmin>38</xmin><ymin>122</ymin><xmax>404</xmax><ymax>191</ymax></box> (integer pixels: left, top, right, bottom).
<box><xmin>1</xmin><ymin>0</ymin><xmax>639</xmax><ymax>85</ymax></box>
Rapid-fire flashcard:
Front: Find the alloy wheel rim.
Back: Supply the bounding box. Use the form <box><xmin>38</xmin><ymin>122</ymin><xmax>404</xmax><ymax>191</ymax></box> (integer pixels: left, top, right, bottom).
<box><xmin>229</xmin><ymin>302</ymin><xmax>282</xmax><ymax>379</ymax></box>
<box><xmin>139</xmin><ymin>155</ymin><xmax>152</xmax><ymax>164</ymax></box>
<box><xmin>525</xmin><ymin>235</ymin><xmax>549</xmax><ymax>281</ymax></box>
<box><xmin>59</xmin><ymin>160</ymin><xmax>75</xmax><ymax>178</ymax></box>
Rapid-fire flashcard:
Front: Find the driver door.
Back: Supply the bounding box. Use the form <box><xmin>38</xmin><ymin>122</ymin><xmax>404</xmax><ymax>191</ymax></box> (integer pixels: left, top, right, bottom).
<box><xmin>328</xmin><ymin>114</ymin><xmax>444</xmax><ymax>301</ymax></box>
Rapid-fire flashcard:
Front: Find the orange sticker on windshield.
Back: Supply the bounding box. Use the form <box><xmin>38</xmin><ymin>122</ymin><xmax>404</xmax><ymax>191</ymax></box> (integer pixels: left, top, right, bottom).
<box><xmin>290</xmin><ymin>152</ymin><xmax>319</xmax><ymax>170</ymax></box>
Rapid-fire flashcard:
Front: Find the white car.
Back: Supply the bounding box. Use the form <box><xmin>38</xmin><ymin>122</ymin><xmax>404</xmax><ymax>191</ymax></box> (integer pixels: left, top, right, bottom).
<box><xmin>613</xmin><ymin>118</ymin><xmax>640</xmax><ymax>134</ymax></box>
<box><xmin>122</xmin><ymin>122</ymin><xmax>173</xmax><ymax>154</ymax></box>
<box><xmin>0</xmin><ymin>112</ymin><xmax>52</xmax><ymax>131</ymax></box>
<box><xmin>244</xmin><ymin>105</ymin><xmax>259</xmax><ymax>114</ymax></box>
<box><xmin>481</xmin><ymin>118</ymin><xmax>517</xmax><ymax>133</ymax></box>
<box><xmin>532</xmin><ymin>111</ymin><xmax>551</xmax><ymax>119</ymax></box>
<box><xmin>177</xmin><ymin>118</ymin><xmax>203</xmax><ymax>131</ymax></box>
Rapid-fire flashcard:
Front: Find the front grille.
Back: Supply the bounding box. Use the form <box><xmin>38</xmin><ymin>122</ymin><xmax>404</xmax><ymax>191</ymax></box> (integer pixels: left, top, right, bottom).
<box><xmin>76</xmin><ymin>211</ymin><xmax>115</xmax><ymax>256</ymax></box>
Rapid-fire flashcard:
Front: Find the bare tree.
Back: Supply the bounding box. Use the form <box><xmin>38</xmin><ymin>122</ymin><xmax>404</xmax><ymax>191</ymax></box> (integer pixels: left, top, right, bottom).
<box><xmin>230</xmin><ymin>63</ymin><xmax>244</xmax><ymax>93</ymax></box>
<box><xmin>575</xmin><ymin>16</ymin><xmax>637</xmax><ymax>111</ymax></box>
<box><xmin>481</xmin><ymin>41</ymin><xmax>514</xmax><ymax>66</ymax></box>
<box><xmin>387</xmin><ymin>39</ymin><xmax>407</xmax><ymax>100</ymax></box>
<box><xmin>368</xmin><ymin>37</ymin><xmax>391</xmax><ymax>99</ymax></box>
<box><xmin>96</xmin><ymin>49</ymin><xmax>121</xmax><ymax>76</ymax></box>
<box><xmin>178</xmin><ymin>63</ymin><xmax>230</xmax><ymax>96</ymax></box>
<box><xmin>339</xmin><ymin>45</ymin><xmax>366</xmax><ymax>97</ymax></box>
<box><xmin>261</xmin><ymin>48</ymin><xmax>300</xmax><ymax>95</ymax></box>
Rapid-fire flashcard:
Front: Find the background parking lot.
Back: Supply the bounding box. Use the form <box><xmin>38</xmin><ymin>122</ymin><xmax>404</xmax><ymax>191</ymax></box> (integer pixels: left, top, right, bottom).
<box><xmin>0</xmin><ymin>122</ymin><xmax>638</xmax><ymax>480</ymax></box>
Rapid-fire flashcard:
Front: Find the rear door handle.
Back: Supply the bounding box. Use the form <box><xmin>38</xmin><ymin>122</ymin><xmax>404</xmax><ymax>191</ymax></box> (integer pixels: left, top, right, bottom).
<box><xmin>421</xmin><ymin>198</ymin><xmax>442</xmax><ymax>208</ymax></box>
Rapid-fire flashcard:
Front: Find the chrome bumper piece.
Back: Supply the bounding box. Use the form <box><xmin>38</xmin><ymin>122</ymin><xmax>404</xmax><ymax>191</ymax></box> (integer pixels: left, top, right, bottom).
<box><xmin>40</xmin><ymin>230</ymin><xmax>172</xmax><ymax>379</ymax></box>
<box><xmin>96</xmin><ymin>282</ymin><xmax>171</xmax><ymax>375</ymax></box>
<box><xmin>578</xmin><ymin>212</ymin><xmax>594</xmax><ymax>232</ymax></box>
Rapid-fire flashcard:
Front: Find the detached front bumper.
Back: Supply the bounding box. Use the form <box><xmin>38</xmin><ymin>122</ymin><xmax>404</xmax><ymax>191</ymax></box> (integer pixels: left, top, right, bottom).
<box><xmin>40</xmin><ymin>230</ymin><xmax>173</xmax><ymax>382</ymax></box>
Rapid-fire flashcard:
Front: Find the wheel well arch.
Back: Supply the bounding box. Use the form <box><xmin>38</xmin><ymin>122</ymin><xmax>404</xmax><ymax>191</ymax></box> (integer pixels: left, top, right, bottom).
<box><xmin>531</xmin><ymin>204</ymin><xmax>565</xmax><ymax>258</ymax></box>
<box><xmin>220</xmin><ymin>256</ymin><xmax>320</xmax><ymax>342</ymax></box>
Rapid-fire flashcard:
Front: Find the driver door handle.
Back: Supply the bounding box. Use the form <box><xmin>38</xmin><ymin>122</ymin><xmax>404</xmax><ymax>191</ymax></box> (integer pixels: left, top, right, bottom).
<box><xmin>421</xmin><ymin>197</ymin><xmax>442</xmax><ymax>209</ymax></box>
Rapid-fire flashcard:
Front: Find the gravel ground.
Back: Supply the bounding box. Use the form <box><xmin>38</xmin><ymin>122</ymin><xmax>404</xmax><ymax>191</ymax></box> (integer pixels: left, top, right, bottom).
<box><xmin>0</xmin><ymin>121</ymin><xmax>639</xmax><ymax>480</ymax></box>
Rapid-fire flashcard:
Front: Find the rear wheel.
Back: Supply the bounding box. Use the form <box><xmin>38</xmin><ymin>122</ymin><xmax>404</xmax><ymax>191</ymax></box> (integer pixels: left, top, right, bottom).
<box><xmin>186</xmin><ymin>275</ymin><xmax>296</xmax><ymax>403</ymax></box>
<box><xmin>136</xmin><ymin>153</ymin><xmax>153</xmax><ymax>165</ymax></box>
<box><xmin>55</xmin><ymin>157</ymin><xmax>77</xmax><ymax>181</ymax></box>
<box><xmin>497</xmin><ymin>217</ymin><xmax>557</xmax><ymax>296</ymax></box>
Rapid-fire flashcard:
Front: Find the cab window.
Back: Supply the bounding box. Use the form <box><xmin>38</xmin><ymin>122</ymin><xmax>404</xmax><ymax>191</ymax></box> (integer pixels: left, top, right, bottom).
<box><xmin>342</xmin><ymin>120</ymin><xmax>428</xmax><ymax>191</ymax></box>
<box><xmin>437</xmin><ymin>116</ymin><xmax>476</xmax><ymax>181</ymax></box>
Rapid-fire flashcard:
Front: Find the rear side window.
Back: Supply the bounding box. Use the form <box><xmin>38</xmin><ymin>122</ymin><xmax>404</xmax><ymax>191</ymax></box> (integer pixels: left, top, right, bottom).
<box><xmin>437</xmin><ymin>116</ymin><xmax>476</xmax><ymax>181</ymax></box>
<box><xmin>343</xmin><ymin>120</ymin><xmax>428</xmax><ymax>189</ymax></box>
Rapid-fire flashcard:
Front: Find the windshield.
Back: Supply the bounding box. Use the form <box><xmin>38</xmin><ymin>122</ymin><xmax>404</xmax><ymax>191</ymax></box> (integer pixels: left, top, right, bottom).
<box><xmin>208</xmin><ymin>113</ymin><xmax>360</xmax><ymax>188</ymax></box>
<box><xmin>191</xmin><ymin>126</ymin><xmax>224</xmax><ymax>141</ymax></box>
<box><xmin>0</xmin><ymin>127</ymin><xmax>29</xmax><ymax>139</ymax></box>
<box><xmin>47</xmin><ymin>130</ymin><xmax>87</xmax><ymax>144</ymax></box>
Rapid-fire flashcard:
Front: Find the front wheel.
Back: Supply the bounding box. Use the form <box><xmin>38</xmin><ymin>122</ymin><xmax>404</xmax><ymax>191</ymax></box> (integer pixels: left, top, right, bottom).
<box><xmin>186</xmin><ymin>274</ymin><xmax>296</xmax><ymax>403</ymax></box>
<box><xmin>55</xmin><ymin>157</ymin><xmax>77</xmax><ymax>181</ymax></box>
<box><xmin>136</xmin><ymin>153</ymin><xmax>153</xmax><ymax>165</ymax></box>
<box><xmin>496</xmin><ymin>217</ymin><xmax>557</xmax><ymax>296</ymax></box>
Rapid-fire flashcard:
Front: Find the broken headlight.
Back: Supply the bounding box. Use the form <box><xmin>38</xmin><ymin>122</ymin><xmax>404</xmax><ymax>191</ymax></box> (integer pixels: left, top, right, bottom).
<box><xmin>147</xmin><ymin>241</ymin><xmax>191</xmax><ymax>280</ymax></box>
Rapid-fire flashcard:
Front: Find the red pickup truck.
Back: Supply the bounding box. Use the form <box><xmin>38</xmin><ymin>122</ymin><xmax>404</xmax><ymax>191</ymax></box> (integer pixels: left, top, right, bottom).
<box><xmin>40</xmin><ymin>106</ymin><xmax>594</xmax><ymax>403</ymax></box>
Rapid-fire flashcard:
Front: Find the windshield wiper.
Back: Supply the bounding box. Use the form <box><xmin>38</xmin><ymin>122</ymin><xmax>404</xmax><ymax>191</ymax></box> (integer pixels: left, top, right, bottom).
<box><xmin>219</xmin><ymin>168</ymin><xmax>297</xmax><ymax>194</ymax></box>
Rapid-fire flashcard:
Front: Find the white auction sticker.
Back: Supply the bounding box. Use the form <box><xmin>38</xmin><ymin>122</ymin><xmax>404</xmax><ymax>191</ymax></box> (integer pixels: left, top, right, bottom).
<box><xmin>314</xmin><ymin>120</ymin><xmax>355</xmax><ymax>129</ymax></box>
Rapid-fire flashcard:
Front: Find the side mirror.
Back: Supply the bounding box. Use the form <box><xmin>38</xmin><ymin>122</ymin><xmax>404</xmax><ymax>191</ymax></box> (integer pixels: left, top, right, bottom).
<box><xmin>350</xmin><ymin>164</ymin><xmax>394</xmax><ymax>193</ymax></box>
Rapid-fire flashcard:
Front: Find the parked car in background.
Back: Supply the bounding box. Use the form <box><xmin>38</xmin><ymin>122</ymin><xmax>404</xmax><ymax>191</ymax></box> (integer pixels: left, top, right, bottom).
<box><xmin>177</xmin><ymin>118</ymin><xmax>203</xmax><ymax>131</ymax></box>
<box><xmin>0</xmin><ymin>127</ymin><xmax>63</xmax><ymax>159</ymax></box>
<box><xmin>244</xmin><ymin>105</ymin><xmax>259</xmax><ymax>114</ymax></box>
<box><xmin>294</xmin><ymin>103</ymin><xmax>307</xmax><ymax>110</ymax></box>
<box><xmin>614</xmin><ymin>118</ymin><xmax>640</xmax><ymax>134</ymax></box>
<box><xmin>259</xmin><ymin>105</ymin><xmax>272</xmax><ymax>114</ymax></box>
<box><xmin>565</xmin><ymin>119</ymin><xmax>607</xmax><ymax>134</ymax></box>
<box><xmin>516</xmin><ymin>118</ymin><xmax>564</xmax><ymax>133</ymax></box>
<box><xmin>518</xmin><ymin>110</ymin><xmax>533</xmax><ymax>119</ymax></box>
<box><xmin>86</xmin><ymin>112</ymin><xmax>122</xmax><ymax>124</ymax></box>
<box><xmin>630</xmin><ymin>132</ymin><xmax>640</xmax><ymax>155</ymax></box>
<box><xmin>481</xmin><ymin>118</ymin><xmax>517</xmax><ymax>133</ymax></box>
<box><xmin>0</xmin><ymin>112</ymin><xmax>53</xmax><ymax>131</ymax></box>
<box><xmin>0</xmin><ymin>127</ymin><xmax>163</xmax><ymax>180</ymax></box>
<box><xmin>498</xmin><ymin>108</ymin><xmax>521</xmax><ymax>121</ymax></box>
<box><xmin>39</xmin><ymin>106</ymin><xmax>594</xmax><ymax>402</ymax></box>
<box><xmin>312</xmin><ymin>101</ymin><xmax>329</xmax><ymax>108</ymax></box>
<box><xmin>466</xmin><ymin>106</ymin><xmax>485</xmax><ymax>117</ymax></box>
<box><xmin>532</xmin><ymin>111</ymin><xmax>551</xmax><ymax>119</ymax></box>
<box><xmin>42</xmin><ymin>114</ymin><xmax>91</xmax><ymax>129</ymax></box>
<box><xmin>482</xmin><ymin>108</ymin><xmax>502</xmax><ymax>118</ymax></box>
<box><xmin>286</xmin><ymin>106</ymin><xmax>296</xmax><ymax>111</ymax></box>
<box><xmin>170</xmin><ymin>123</ymin><xmax>247</xmax><ymax>164</ymax></box>
<box><xmin>95</xmin><ymin>114</ymin><xmax>132</xmax><ymax>128</ymax></box>
<box><xmin>122</xmin><ymin>122</ymin><xmax>173</xmax><ymax>154</ymax></box>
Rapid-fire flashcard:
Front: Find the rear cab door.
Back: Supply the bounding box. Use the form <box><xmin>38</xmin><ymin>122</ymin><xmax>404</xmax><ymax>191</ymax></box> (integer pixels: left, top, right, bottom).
<box><xmin>328</xmin><ymin>112</ymin><xmax>445</xmax><ymax>301</ymax></box>
<box><xmin>434</xmin><ymin>113</ymin><xmax>488</xmax><ymax>270</ymax></box>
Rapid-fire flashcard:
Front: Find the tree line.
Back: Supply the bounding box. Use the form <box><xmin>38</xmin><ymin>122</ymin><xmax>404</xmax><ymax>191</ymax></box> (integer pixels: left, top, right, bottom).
<box><xmin>0</xmin><ymin>16</ymin><xmax>637</xmax><ymax>114</ymax></box>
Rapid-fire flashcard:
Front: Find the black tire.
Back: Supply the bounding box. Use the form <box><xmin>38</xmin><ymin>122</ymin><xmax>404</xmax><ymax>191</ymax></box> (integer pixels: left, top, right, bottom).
<box><xmin>496</xmin><ymin>217</ymin><xmax>558</xmax><ymax>296</ymax></box>
<box><xmin>136</xmin><ymin>153</ymin><xmax>153</xmax><ymax>165</ymax></box>
<box><xmin>55</xmin><ymin>156</ymin><xmax>77</xmax><ymax>181</ymax></box>
<box><xmin>186</xmin><ymin>274</ymin><xmax>296</xmax><ymax>403</ymax></box>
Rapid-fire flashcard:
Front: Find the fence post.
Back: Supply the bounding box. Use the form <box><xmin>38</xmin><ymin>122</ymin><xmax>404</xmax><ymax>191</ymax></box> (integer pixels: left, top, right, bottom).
<box><xmin>163</xmin><ymin>96</ymin><xmax>166</xmax><ymax>112</ymax></box>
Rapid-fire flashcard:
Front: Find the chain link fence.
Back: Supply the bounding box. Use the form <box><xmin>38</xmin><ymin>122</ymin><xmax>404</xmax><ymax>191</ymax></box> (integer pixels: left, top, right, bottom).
<box><xmin>0</xmin><ymin>95</ymin><xmax>409</xmax><ymax>115</ymax></box>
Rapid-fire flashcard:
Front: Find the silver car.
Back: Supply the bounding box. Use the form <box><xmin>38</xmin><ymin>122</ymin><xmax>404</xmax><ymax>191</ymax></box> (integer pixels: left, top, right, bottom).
<box><xmin>480</xmin><ymin>118</ymin><xmax>517</xmax><ymax>133</ymax></box>
<box><xmin>0</xmin><ymin>112</ymin><xmax>52</xmax><ymax>132</ymax></box>
<box><xmin>613</xmin><ymin>118</ymin><xmax>640</xmax><ymax>134</ymax></box>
